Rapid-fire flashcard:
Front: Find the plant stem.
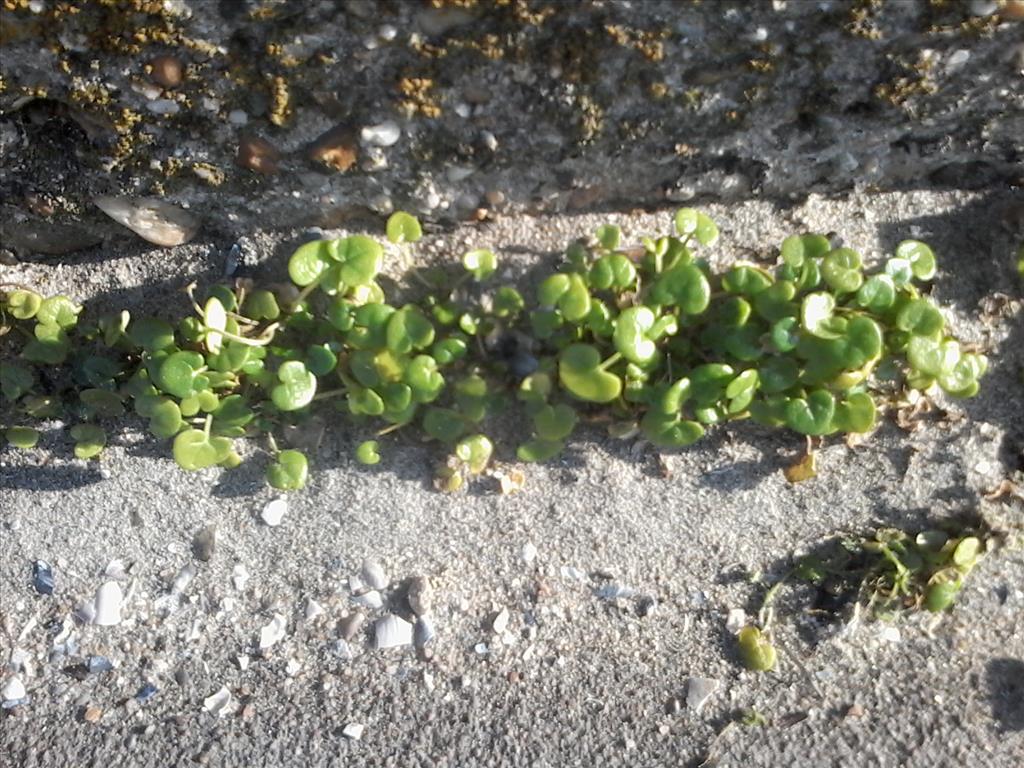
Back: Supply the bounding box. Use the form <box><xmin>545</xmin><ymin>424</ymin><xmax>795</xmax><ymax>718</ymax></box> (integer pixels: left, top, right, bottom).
<box><xmin>599</xmin><ymin>352</ymin><xmax>622</xmax><ymax>371</ymax></box>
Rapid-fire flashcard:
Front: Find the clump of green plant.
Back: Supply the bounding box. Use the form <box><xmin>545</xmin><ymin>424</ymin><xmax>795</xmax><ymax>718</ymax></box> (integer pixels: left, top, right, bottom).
<box><xmin>736</xmin><ymin>522</ymin><xmax>988</xmax><ymax>672</ymax></box>
<box><xmin>0</xmin><ymin>209</ymin><xmax>987</xmax><ymax>492</ymax></box>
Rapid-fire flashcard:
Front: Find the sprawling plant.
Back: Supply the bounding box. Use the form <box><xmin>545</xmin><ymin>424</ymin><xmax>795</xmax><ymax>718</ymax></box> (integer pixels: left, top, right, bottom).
<box><xmin>0</xmin><ymin>210</ymin><xmax>986</xmax><ymax>491</ymax></box>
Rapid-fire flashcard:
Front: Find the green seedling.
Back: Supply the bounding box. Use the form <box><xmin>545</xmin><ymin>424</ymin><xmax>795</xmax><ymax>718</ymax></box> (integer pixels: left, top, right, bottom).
<box><xmin>267</xmin><ymin>449</ymin><xmax>309</xmax><ymax>490</ymax></box>
<box><xmin>355</xmin><ymin>440</ymin><xmax>381</xmax><ymax>465</ymax></box>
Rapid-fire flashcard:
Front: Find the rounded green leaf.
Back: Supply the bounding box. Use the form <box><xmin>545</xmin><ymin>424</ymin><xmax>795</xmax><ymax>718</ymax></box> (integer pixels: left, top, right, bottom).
<box><xmin>738</xmin><ymin>626</ymin><xmax>776</xmax><ymax>671</ymax></box>
<box><xmin>558</xmin><ymin>344</ymin><xmax>622</xmax><ymax>404</ymax></box>
<box><xmin>613</xmin><ymin>306</ymin><xmax>658</xmax><ymax>365</ymax></box>
<box><xmin>821</xmin><ymin>248</ymin><xmax>863</xmax><ymax>294</ymax></box>
<box><xmin>288</xmin><ymin>240</ymin><xmax>333</xmax><ymax>287</ymax></box>
<box><xmin>385</xmin><ymin>211</ymin><xmax>422</xmax><ymax>244</ymax></box>
<box><xmin>725</xmin><ymin>369</ymin><xmax>759</xmax><ymax>399</ymax></box>
<box><xmin>538</xmin><ymin>274</ymin><xmax>570</xmax><ymax>307</ymax></box>
<box><xmin>203</xmin><ymin>296</ymin><xmax>227</xmax><ymax>354</ymax></box>
<box><xmin>938</xmin><ymin>352</ymin><xmax>986</xmax><ymax>396</ymax></box>
<box><xmin>149</xmin><ymin>399</ymin><xmax>183</xmax><ymax>439</ymax></box>
<box><xmin>6</xmin><ymin>426</ymin><xmax>39</xmax><ymax>449</ymax></box>
<box><xmin>801</xmin><ymin>292</ymin><xmax>843</xmax><ymax>339</ymax></box>
<box><xmin>405</xmin><ymin>355</ymin><xmax>444</xmax><ymax>403</ymax></box>
<box><xmin>386</xmin><ymin>305</ymin><xmax>435</xmax><ymax>354</ymax></box>
<box><xmin>856</xmin><ymin>274</ymin><xmax>896</xmax><ymax>312</ymax></box>
<box><xmin>70</xmin><ymin>424</ymin><xmax>106</xmax><ymax>459</ymax></box>
<box><xmin>640</xmin><ymin>411</ymin><xmax>704</xmax><ymax>448</ymax></box>
<box><xmin>455</xmin><ymin>434</ymin><xmax>493</xmax><ymax>474</ymax></box>
<box><xmin>517</xmin><ymin>438</ymin><xmax>564</xmax><ymax>462</ymax></box>
<box><xmin>758</xmin><ymin>356</ymin><xmax>799</xmax><ymax>394</ymax></box>
<box><xmin>271</xmin><ymin>361</ymin><xmax>317</xmax><ymax>411</ymax></box>
<box><xmin>675</xmin><ymin>209</ymin><xmax>718</xmax><ymax>246</ymax></box>
<box><xmin>723</xmin><ymin>265</ymin><xmax>772</xmax><ymax>296</ymax></box>
<box><xmin>924</xmin><ymin>579</ymin><xmax>961</xmax><ymax>612</ymax></box>
<box><xmin>533</xmin><ymin>403</ymin><xmax>578</xmax><ymax>442</ymax></box>
<box><xmin>6</xmin><ymin>289</ymin><xmax>42</xmax><ymax>320</ymax></box>
<box><xmin>463</xmin><ymin>249</ymin><xmax>497</xmax><ymax>281</ymax></box>
<box><xmin>589</xmin><ymin>253</ymin><xmax>636</xmax><ymax>291</ymax></box>
<box><xmin>80</xmin><ymin>388</ymin><xmax>125</xmax><ymax>418</ymax></box>
<box><xmin>832</xmin><ymin>392</ymin><xmax>877</xmax><ymax>433</ymax></box>
<box><xmin>155</xmin><ymin>351</ymin><xmax>207</xmax><ymax>399</ymax></box>
<box><xmin>267</xmin><ymin>449</ymin><xmax>308</xmax><ymax>490</ymax></box>
<box><xmin>595</xmin><ymin>223</ymin><xmax>621</xmax><ymax>251</ymax></box>
<box><xmin>885</xmin><ymin>257</ymin><xmax>913</xmax><ymax>286</ymax></box>
<box><xmin>36</xmin><ymin>296</ymin><xmax>81</xmax><ymax>328</ymax></box>
<box><xmin>422</xmin><ymin>407</ymin><xmax>466</xmax><ymax>443</ymax></box>
<box><xmin>355</xmin><ymin>440</ymin><xmax>381</xmax><ymax>465</ymax></box>
<box><xmin>770</xmin><ymin>317</ymin><xmax>799</xmax><ymax>353</ymax></box>
<box><xmin>895</xmin><ymin>240</ymin><xmax>936</xmax><ymax>281</ymax></box>
<box><xmin>333</xmin><ymin>235</ymin><xmax>383</xmax><ymax>286</ymax></box>
<box><xmin>493</xmin><ymin>286</ymin><xmax>525</xmax><ymax>318</ymax></box>
<box><xmin>785</xmin><ymin>389</ymin><xmax>836</xmax><ymax>436</ymax></box>
<box><xmin>129</xmin><ymin>317</ymin><xmax>176</xmax><ymax>353</ymax></box>
<box><xmin>1</xmin><ymin>363</ymin><xmax>33</xmax><ymax>401</ymax></box>
<box><xmin>896</xmin><ymin>299</ymin><xmax>944</xmax><ymax>337</ymax></box>
<box><xmin>907</xmin><ymin>336</ymin><xmax>960</xmax><ymax>378</ymax></box>
<box><xmin>243</xmin><ymin>289</ymin><xmax>280</xmax><ymax>321</ymax></box>
<box><xmin>651</xmin><ymin>263</ymin><xmax>711</xmax><ymax>314</ymax></box>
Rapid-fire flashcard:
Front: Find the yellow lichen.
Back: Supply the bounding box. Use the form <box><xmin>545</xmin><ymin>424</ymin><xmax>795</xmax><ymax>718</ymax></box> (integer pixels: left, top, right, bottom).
<box><xmin>398</xmin><ymin>76</ymin><xmax>442</xmax><ymax>118</ymax></box>
<box><xmin>268</xmin><ymin>75</ymin><xmax>291</xmax><ymax>126</ymax></box>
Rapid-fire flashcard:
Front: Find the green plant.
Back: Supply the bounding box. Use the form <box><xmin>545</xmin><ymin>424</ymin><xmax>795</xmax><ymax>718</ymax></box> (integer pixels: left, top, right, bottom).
<box><xmin>735</xmin><ymin>522</ymin><xmax>989</xmax><ymax>672</ymax></box>
<box><xmin>0</xmin><ymin>210</ymin><xmax>986</xmax><ymax>492</ymax></box>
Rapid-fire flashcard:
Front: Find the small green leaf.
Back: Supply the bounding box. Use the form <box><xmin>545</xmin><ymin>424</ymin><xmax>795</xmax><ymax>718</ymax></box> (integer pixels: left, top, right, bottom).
<box><xmin>386</xmin><ymin>305</ymin><xmax>435</xmax><ymax>354</ymax></box>
<box><xmin>70</xmin><ymin>424</ymin><xmax>106</xmax><ymax>459</ymax></box>
<box><xmin>271</xmin><ymin>361</ymin><xmax>317</xmax><ymax>411</ymax></box>
<box><xmin>355</xmin><ymin>440</ymin><xmax>381</xmax><ymax>465</ymax></box>
<box><xmin>288</xmin><ymin>239</ymin><xmax>333</xmax><ymax>287</ymax></box>
<box><xmin>895</xmin><ymin>240</ymin><xmax>936</xmax><ymax>280</ymax></box>
<box><xmin>35</xmin><ymin>296</ymin><xmax>81</xmax><ymax>328</ymax></box>
<box><xmin>558</xmin><ymin>344</ymin><xmax>622</xmax><ymax>404</ymax></box>
<box><xmin>801</xmin><ymin>292</ymin><xmax>842</xmax><ymax>339</ymax></box>
<box><xmin>533</xmin><ymin>403</ymin><xmax>578</xmax><ymax>442</ymax></box>
<box><xmin>267</xmin><ymin>449</ymin><xmax>308</xmax><ymax>490</ymax></box>
<box><xmin>331</xmin><ymin>235</ymin><xmax>383</xmax><ymax>286</ymax></box>
<box><xmin>455</xmin><ymin>434</ymin><xmax>493</xmax><ymax>474</ymax></box>
<box><xmin>613</xmin><ymin>306</ymin><xmax>658</xmax><ymax>365</ymax></box>
<box><xmin>896</xmin><ymin>299</ymin><xmax>944</xmax><ymax>337</ymax></box>
<box><xmin>595</xmin><ymin>223</ymin><xmax>621</xmax><ymax>251</ymax></box>
<box><xmin>651</xmin><ymin>263</ymin><xmax>711</xmax><ymax>314</ymax></box>
<box><xmin>462</xmin><ymin>249</ymin><xmax>497</xmax><ymax>281</ymax></box>
<box><xmin>856</xmin><ymin>274</ymin><xmax>896</xmax><ymax>312</ymax></box>
<box><xmin>423</xmin><ymin>407</ymin><xmax>466</xmax><ymax>443</ymax></box>
<box><xmin>517</xmin><ymin>438</ymin><xmax>564</xmax><ymax>462</ymax></box>
<box><xmin>785</xmin><ymin>389</ymin><xmax>836</xmax><ymax>436</ymax></box>
<box><xmin>588</xmin><ymin>253</ymin><xmax>636</xmax><ymax>291</ymax></box>
<box><xmin>385</xmin><ymin>211</ymin><xmax>422</xmax><ymax>244</ymax></box>
<box><xmin>1</xmin><ymin>363</ymin><xmax>33</xmax><ymax>401</ymax></box>
<box><xmin>722</xmin><ymin>266</ymin><xmax>772</xmax><ymax>296</ymax></box>
<box><xmin>737</xmin><ymin>626</ymin><xmax>776</xmax><ymax>671</ymax></box>
<box><xmin>149</xmin><ymin>399</ymin><xmax>184</xmax><ymax>439</ymax></box>
<box><xmin>155</xmin><ymin>350</ymin><xmax>207</xmax><ymax>399</ymax></box>
<box><xmin>128</xmin><ymin>317</ymin><xmax>176</xmax><ymax>353</ymax></box>
<box><xmin>832</xmin><ymin>392</ymin><xmax>877</xmax><ymax>433</ymax></box>
<box><xmin>6</xmin><ymin>289</ymin><xmax>42</xmax><ymax>319</ymax></box>
<box><xmin>820</xmin><ymin>248</ymin><xmax>863</xmax><ymax>294</ymax></box>
<box><xmin>243</xmin><ymin>289</ymin><xmax>280</xmax><ymax>321</ymax></box>
<box><xmin>405</xmin><ymin>355</ymin><xmax>444</xmax><ymax>403</ymax></box>
<box><xmin>6</xmin><ymin>426</ymin><xmax>39</xmax><ymax>449</ymax></box>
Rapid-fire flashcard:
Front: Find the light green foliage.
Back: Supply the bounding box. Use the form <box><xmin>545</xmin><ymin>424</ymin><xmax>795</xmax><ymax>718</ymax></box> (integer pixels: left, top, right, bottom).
<box><xmin>0</xmin><ymin>211</ymin><xmax>984</xmax><ymax>492</ymax></box>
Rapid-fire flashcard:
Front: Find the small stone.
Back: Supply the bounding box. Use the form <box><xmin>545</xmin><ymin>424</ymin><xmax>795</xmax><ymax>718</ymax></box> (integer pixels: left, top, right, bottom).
<box><xmin>484</xmin><ymin>189</ymin><xmax>505</xmax><ymax>207</ymax></box>
<box><xmin>1002</xmin><ymin>0</ymin><xmax>1024</xmax><ymax>19</ymax></box>
<box><xmin>846</xmin><ymin>703</ymin><xmax>865</xmax><ymax>718</ymax></box>
<box><xmin>686</xmin><ymin>677</ymin><xmax>721</xmax><ymax>714</ymax></box>
<box><xmin>203</xmin><ymin>686</ymin><xmax>235</xmax><ymax>718</ymax></box>
<box><xmin>285</xmin><ymin>658</ymin><xmax>301</xmax><ymax>676</ymax></box>
<box><xmin>480</xmin><ymin>130</ymin><xmax>498</xmax><ymax>152</ymax></box>
<box><xmin>414</xmin><ymin>616</ymin><xmax>435</xmax><ymax>648</ymax></box>
<box><xmin>305</xmin><ymin>599</ymin><xmax>324</xmax><ymax>621</ymax></box>
<box><xmin>136</xmin><ymin>683</ymin><xmax>158</xmax><ymax>702</ymax></box>
<box><xmin>360</xmin><ymin>559</ymin><xmax>389</xmax><ymax>590</ymax></box>
<box><xmin>664</xmin><ymin>697</ymin><xmax>682</xmax><ymax>715</ymax></box>
<box><xmin>338</xmin><ymin>612</ymin><xmax>365</xmax><ymax>641</ymax></box>
<box><xmin>261</xmin><ymin>497</ymin><xmax>287</xmax><ymax>527</ymax></box>
<box><xmin>149</xmin><ymin>55</ymin><xmax>184</xmax><ymax>88</ymax></box>
<box><xmin>241</xmin><ymin>703</ymin><xmax>256</xmax><ymax>720</ymax></box>
<box><xmin>332</xmin><ymin>640</ymin><xmax>354</xmax><ymax>660</ymax></box>
<box><xmin>32</xmin><ymin>560</ymin><xmax>55</xmax><ymax>595</ymax></box>
<box><xmin>232</xmin><ymin>564</ymin><xmax>250</xmax><ymax>591</ymax></box>
<box><xmin>307</xmin><ymin>124</ymin><xmax>358</xmax><ymax>172</ymax></box>
<box><xmin>228</xmin><ymin>109</ymin><xmax>249</xmax><ymax>126</ymax></box>
<box><xmin>259</xmin><ymin>614</ymin><xmax>287</xmax><ymax>650</ymax></box>
<box><xmin>93</xmin><ymin>581</ymin><xmax>123</xmax><ymax>626</ymax></box>
<box><xmin>725</xmin><ymin>608</ymin><xmax>746</xmax><ymax>634</ymax></box>
<box><xmin>342</xmin><ymin>723</ymin><xmax>365</xmax><ymax>740</ymax></box>
<box><xmin>87</xmin><ymin>656</ymin><xmax>113</xmax><ymax>675</ymax></box>
<box><xmin>82</xmin><ymin>705</ymin><xmax>102</xmax><ymax>723</ymax></box>
<box><xmin>374</xmin><ymin>614</ymin><xmax>413</xmax><ymax>649</ymax></box>
<box><xmin>351</xmin><ymin>590</ymin><xmax>383</xmax><ymax>609</ymax></box>
<box><xmin>1</xmin><ymin>676</ymin><xmax>26</xmax><ymax>704</ymax></box>
<box><xmin>147</xmin><ymin>99</ymin><xmax>180</xmax><ymax>116</ymax></box>
<box><xmin>491</xmin><ymin>608</ymin><xmax>510</xmax><ymax>634</ymax></box>
<box><xmin>94</xmin><ymin>196</ymin><xmax>198</xmax><ymax>247</ymax></box>
<box><xmin>474</xmin><ymin>642</ymin><xmax>489</xmax><ymax>655</ymax></box>
<box><xmin>407</xmin><ymin>576</ymin><xmax>433</xmax><ymax>616</ymax></box>
<box><xmin>237</xmin><ymin>135</ymin><xmax>281</xmax><ymax>175</ymax></box>
<box><xmin>360</xmin><ymin>120</ymin><xmax>401</xmax><ymax>147</ymax></box>
<box><xmin>191</xmin><ymin>526</ymin><xmax>216</xmax><ymax>562</ymax></box>
<box><xmin>236</xmin><ymin>655</ymin><xmax>250</xmax><ymax>671</ymax></box>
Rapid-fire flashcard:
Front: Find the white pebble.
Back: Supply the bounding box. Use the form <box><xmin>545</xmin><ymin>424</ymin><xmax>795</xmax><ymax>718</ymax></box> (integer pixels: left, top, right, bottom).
<box><xmin>305</xmin><ymin>599</ymin><xmax>324</xmax><ymax>621</ymax></box>
<box><xmin>147</xmin><ymin>99</ymin><xmax>180</xmax><ymax>115</ymax></box>
<box><xmin>259</xmin><ymin>613</ymin><xmax>287</xmax><ymax>650</ymax></box>
<box><xmin>342</xmin><ymin>722</ymin><xmax>365</xmax><ymax>740</ymax></box>
<box><xmin>686</xmin><ymin>677</ymin><xmax>721</xmax><ymax>713</ymax></box>
<box><xmin>228</xmin><ymin>109</ymin><xmax>249</xmax><ymax>126</ymax></box>
<box><xmin>374</xmin><ymin>615</ymin><xmax>413</xmax><ymax>649</ymax></box>
<box><xmin>491</xmin><ymin>608</ymin><xmax>510</xmax><ymax>634</ymax></box>
<box><xmin>521</xmin><ymin>542</ymin><xmax>537</xmax><ymax>563</ymax></box>
<box><xmin>232</xmin><ymin>564</ymin><xmax>250</xmax><ymax>591</ymax></box>
<box><xmin>351</xmin><ymin>590</ymin><xmax>383</xmax><ymax>610</ymax></box>
<box><xmin>361</xmin><ymin>120</ymin><xmax>401</xmax><ymax>147</ymax></box>
<box><xmin>2</xmin><ymin>676</ymin><xmax>26</xmax><ymax>703</ymax></box>
<box><xmin>360</xmin><ymin>559</ymin><xmax>389</xmax><ymax>590</ymax></box>
<box><xmin>725</xmin><ymin>608</ymin><xmax>747</xmax><ymax>634</ymax></box>
<box><xmin>261</xmin><ymin>497</ymin><xmax>287</xmax><ymax>527</ymax></box>
<box><xmin>203</xmin><ymin>686</ymin><xmax>236</xmax><ymax>717</ymax></box>
<box><xmin>93</xmin><ymin>582</ymin><xmax>123</xmax><ymax>626</ymax></box>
